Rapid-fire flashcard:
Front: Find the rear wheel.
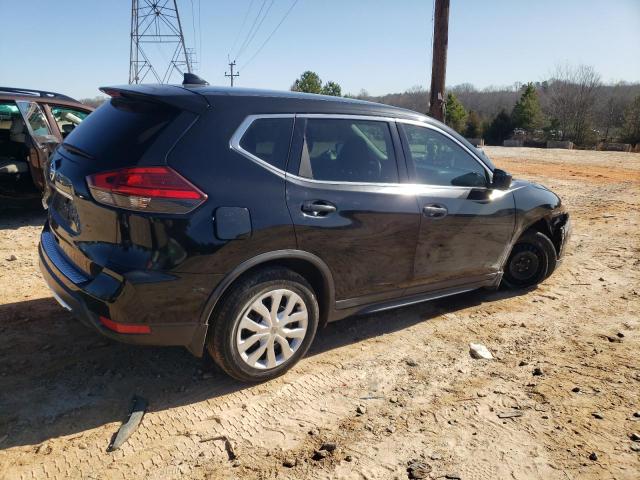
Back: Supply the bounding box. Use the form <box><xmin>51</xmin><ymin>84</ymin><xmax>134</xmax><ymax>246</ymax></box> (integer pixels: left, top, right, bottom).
<box><xmin>207</xmin><ymin>268</ymin><xmax>319</xmax><ymax>382</ymax></box>
<box><xmin>502</xmin><ymin>231</ymin><xmax>556</xmax><ymax>289</ymax></box>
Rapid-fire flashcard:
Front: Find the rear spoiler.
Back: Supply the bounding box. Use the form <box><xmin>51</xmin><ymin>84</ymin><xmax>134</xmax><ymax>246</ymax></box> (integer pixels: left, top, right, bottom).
<box><xmin>99</xmin><ymin>84</ymin><xmax>210</xmax><ymax>114</ymax></box>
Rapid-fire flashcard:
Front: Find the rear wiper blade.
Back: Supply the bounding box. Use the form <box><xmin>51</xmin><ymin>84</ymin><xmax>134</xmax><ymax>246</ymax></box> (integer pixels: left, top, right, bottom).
<box><xmin>62</xmin><ymin>143</ymin><xmax>94</xmax><ymax>160</ymax></box>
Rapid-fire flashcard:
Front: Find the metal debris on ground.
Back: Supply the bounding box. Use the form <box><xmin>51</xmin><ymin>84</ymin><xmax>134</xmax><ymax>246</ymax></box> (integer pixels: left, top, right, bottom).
<box><xmin>107</xmin><ymin>395</ymin><xmax>147</xmax><ymax>452</ymax></box>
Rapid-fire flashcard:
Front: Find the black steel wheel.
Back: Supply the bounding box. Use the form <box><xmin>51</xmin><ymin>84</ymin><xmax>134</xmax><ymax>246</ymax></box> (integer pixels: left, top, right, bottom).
<box><xmin>502</xmin><ymin>231</ymin><xmax>556</xmax><ymax>289</ymax></box>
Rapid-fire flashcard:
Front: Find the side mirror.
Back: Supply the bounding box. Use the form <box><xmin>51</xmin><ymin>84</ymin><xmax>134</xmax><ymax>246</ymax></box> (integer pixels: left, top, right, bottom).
<box><xmin>491</xmin><ymin>168</ymin><xmax>512</xmax><ymax>190</ymax></box>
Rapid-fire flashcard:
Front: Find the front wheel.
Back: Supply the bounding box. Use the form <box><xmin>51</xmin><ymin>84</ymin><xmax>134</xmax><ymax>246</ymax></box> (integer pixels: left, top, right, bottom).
<box><xmin>502</xmin><ymin>231</ymin><xmax>557</xmax><ymax>289</ymax></box>
<box><xmin>207</xmin><ymin>268</ymin><xmax>319</xmax><ymax>382</ymax></box>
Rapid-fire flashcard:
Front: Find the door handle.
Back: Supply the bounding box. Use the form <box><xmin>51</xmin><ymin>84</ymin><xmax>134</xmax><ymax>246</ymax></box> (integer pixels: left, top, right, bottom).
<box><xmin>423</xmin><ymin>204</ymin><xmax>448</xmax><ymax>219</ymax></box>
<box><xmin>301</xmin><ymin>200</ymin><xmax>337</xmax><ymax>217</ymax></box>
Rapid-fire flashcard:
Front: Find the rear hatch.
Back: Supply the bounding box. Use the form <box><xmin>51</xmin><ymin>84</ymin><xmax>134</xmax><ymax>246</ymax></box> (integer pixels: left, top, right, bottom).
<box><xmin>45</xmin><ymin>85</ymin><xmax>209</xmax><ymax>279</ymax></box>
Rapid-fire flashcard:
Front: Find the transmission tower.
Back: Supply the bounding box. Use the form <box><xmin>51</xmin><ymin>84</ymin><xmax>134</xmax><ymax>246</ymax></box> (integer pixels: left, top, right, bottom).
<box><xmin>129</xmin><ymin>0</ymin><xmax>193</xmax><ymax>84</ymax></box>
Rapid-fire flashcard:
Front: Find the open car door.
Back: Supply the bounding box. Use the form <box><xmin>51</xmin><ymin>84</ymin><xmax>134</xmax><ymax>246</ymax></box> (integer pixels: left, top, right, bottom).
<box><xmin>16</xmin><ymin>100</ymin><xmax>59</xmax><ymax>192</ymax></box>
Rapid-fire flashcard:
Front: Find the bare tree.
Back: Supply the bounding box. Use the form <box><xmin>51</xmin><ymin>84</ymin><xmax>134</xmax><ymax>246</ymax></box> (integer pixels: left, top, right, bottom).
<box><xmin>346</xmin><ymin>76</ymin><xmax>639</xmax><ymax>145</ymax></box>
<box><xmin>79</xmin><ymin>96</ymin><xmax>107</xmax><ymax>108</ymax></box>
<box><xmin>547</xmin><ymin>64</ymin><xmax>602</xmax><ymax>145</ymax></box>
<box><xmin>596</xmin><ymin>82</ymin><xmax>634</xmax><ymax>142</ymax></box>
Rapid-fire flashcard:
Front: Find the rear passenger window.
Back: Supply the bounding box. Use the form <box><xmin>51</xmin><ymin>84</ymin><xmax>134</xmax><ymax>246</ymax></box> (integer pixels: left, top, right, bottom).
<box><xmin>299</xmin><ymin>119</ymin><xmax>398</xmax><ymax>183</ymax></box>
<box><xmin>240</xmin><ymin>117</ymin><xmax>293</xmax><ymax>170</ymax></box>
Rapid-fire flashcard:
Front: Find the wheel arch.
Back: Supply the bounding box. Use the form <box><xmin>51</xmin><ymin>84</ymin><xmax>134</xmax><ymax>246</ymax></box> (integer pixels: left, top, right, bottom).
<box><xmin>200</xmin><ymin>249</ymin><xmax>335</xmax><ymax>327</ymax></box>
<box><xmin>519</xmin><ymin>214</ymin><xmax>567</xmax><ymax>259</ymax></box>
<box><xmin>523</xmin><ymin>217</ymin><xmax>553</xmax><ymax>240</ymax></box>
<box><xmin>496</xmin><ymin>212</ymin><xmax>555</xmax><ymax>278</ymax></box>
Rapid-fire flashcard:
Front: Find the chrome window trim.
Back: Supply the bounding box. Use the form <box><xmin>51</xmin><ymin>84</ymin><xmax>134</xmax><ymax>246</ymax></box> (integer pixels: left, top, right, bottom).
<box><xmin>296</xmin><ymin>113</ymin><xmax>398</xmax><ymax>123</ymax></box>
<box><xmin>229</xmin><ymin>113</ymin><xmax>493</xmax><ymax>189</ymax></box>
<box><xmin>229</xmin><ymin>114</ymin><xmax>295</xmax><ymax>180</ymax></box>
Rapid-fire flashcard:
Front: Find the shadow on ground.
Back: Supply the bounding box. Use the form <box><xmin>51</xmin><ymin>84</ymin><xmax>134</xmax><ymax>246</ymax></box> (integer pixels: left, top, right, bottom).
<box><xmin>0</xmin><ymin>287</ymin><xmax>526</xmax><ymax>450</ymax></box>
<box><xmin>0</xmin><ymin>199</ymin><xmax>45</xmax><ymax>229</ymax></box>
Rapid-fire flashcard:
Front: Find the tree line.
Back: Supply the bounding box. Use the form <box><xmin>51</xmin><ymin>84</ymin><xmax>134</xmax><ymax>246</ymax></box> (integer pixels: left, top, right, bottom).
<box><xmin>353</xmin><ymin>65</ymin><xmax>640</xmax><ymax>147</ymax></box>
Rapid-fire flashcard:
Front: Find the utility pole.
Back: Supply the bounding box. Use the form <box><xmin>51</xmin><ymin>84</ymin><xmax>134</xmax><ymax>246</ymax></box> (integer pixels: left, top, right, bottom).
<box><xmin>428</xmin><ymin>0</ymin><xmax>450</xmax><ymax>121</ymax></box>
<box><xmin>225</xmin><ymin>61</ymin><xmax>239</xmax><ymax>87</ymax></box>
<box><xmin>129</xmin><ymin>0</ymin><xmax>192</xmax><ymax>84</ymax></box>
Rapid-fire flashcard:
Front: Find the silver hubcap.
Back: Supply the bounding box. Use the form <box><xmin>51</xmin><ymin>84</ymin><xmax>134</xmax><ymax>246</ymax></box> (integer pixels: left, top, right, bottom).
<box><xmin>235</xmin><ymin>288</ymin><xmax>308</xmax><ymax>370</ymax></box>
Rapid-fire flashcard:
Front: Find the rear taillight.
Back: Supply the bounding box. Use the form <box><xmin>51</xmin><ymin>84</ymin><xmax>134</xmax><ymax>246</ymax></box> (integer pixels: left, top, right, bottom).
<box><xmin>87</xmin><ymin>166</ymin><xmax>207</xmax><ymax>213</ymax></box>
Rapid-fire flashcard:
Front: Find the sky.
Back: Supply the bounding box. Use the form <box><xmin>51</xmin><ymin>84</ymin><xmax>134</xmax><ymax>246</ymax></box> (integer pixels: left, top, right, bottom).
<box><xmin>1</xmin><ymin>0</ymin><xmax>639</xmax><ymax>99</ymax></box>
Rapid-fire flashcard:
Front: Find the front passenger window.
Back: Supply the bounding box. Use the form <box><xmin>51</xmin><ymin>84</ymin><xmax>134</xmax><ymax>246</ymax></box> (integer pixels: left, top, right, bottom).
<box><xmin>402</xmin><ymin>124</ymin><xmax>488</xmax><ymax>187</ymax></box>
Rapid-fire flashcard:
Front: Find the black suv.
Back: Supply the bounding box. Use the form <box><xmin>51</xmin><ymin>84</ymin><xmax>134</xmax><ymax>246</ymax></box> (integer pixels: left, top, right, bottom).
<box><xmin>39</xmin><ymin>78</ymin><xmax>570</xmax><ymax>382</ymax></box>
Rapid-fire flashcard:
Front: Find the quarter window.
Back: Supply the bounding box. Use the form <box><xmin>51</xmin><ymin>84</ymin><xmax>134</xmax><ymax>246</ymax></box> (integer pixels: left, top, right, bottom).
<box><xmin>402</xmin><ymin>124</ymin><xmax>488</xmax><ymax>187</ymax></box>
<box><xmin>239</xmin><ymin>117</ymin><xmax>293</xmax><ymax>170</ymax></box>
<box><xmin>299</xmin><ymin>118</ymin><xmax>398</xmax><ymax>183</ymax></box>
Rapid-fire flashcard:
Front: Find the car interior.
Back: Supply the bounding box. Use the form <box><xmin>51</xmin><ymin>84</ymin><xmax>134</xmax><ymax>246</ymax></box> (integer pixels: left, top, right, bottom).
<box><xmin>50</xmin><ymin>106</ymin><xmax>88</xmax><ymax>138</ymax></box>
<box><xmin>303</xmin><ymin>120</ymin><xmax>398</xmax><ymax>183</ymax></box>
<box><xmin>0</xmin><ymin>102</ymin><xmax>30</xmax><ymax>177</ymax></box>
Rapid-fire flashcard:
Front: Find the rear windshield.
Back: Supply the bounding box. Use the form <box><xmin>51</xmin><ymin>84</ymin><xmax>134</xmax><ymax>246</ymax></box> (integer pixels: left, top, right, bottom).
<box><xmin>63</xmin><ymin>97</ymin><xmax>177</xmax><ymax>162</ymax></box>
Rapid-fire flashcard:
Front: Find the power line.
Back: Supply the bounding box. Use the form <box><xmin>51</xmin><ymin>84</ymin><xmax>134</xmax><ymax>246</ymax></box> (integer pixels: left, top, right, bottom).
<box><xmin>236</xmin><ymin>0</ymin><xmax>274</xmax><ymax>60</ymax></box>
<box><xmin>229</xmin><ymin>0</ymin><xmax>256</xmax><ymax>56</ymax></box>
<box><xmin>234</xmin><ymin>0</ymin><xmax>268</xmax><ymax>60</ymax></box>
<box><xmin>239</xmin><ymin>0</ymin><xmax>299</xmax><ymax>71</ymax></box>
<box><xmin>189</xmin><ymin>0</ymin><xmax>198</xmax><ymax>68</ymax></box>
<box><xmin>190</xmin><ymin>0</ymin><xmax>197</xmax><ymax>48</ymax></box>
<box><xmin>198</xmin><ymin>0</ymin><xmax>202</xmax><ymax>66</ymax></box>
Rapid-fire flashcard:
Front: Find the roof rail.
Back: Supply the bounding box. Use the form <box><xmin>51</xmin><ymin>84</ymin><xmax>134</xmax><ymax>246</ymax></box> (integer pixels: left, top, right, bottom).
<box><xmin>0</xmin><ymin>87</ymin><xmax>78</xmax><ymax>102</ymax></box>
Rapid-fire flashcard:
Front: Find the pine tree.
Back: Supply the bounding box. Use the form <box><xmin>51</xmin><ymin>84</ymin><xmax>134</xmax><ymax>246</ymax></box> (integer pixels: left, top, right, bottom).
<box><xmin>321</xmin><ymin>81</ymin><xmax>342</xmax><ymax>97</ymax></box>
<box><xmin>464</xmin><ymin>111</ymin><xmax>482</xmax><ymax>138</ymax></box>
<box><xmin>444</xmin><ymin>93</ymin><xmax>467</xmax><ymax>134</ymax></box>
<box><xmin>484</xmin><ymin>110</ymin><xmax>513</xmax><ymax>145</ymax></box>
<box><xmin>291</xmin><ymin>71</ymin><xmax>323</xmax><ymax>94</ymax></box>
<box><xmin>511</xmin><ymin>83</ymin><xmax>544</xmax><ymax>131</ymax></box>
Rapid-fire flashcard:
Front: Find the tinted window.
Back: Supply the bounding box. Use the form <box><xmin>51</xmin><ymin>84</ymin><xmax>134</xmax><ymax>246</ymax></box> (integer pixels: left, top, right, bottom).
<box><xmin>299</xmin><ymin>119</ymin><xmax>398</xmax><ymax>183</ymax></box>
<box><xmin>402</xmin><ymin>124</ymin><xmax>488</xmax><ymax>187</ymax></box>
<box><xmin>63</xmin><ymin>97</ymin><xmax>177</xmax><ymax>162</ymax></box>
<box><xmin>240</xmin><ymin>117</ymin><xmax>293</xmax><ymax>170</ymax></box>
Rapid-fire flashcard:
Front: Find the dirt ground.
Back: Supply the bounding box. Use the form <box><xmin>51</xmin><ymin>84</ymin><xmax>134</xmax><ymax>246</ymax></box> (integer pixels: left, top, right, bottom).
<box><xmin>0</xmin><ymin>147</ymin><xmax>639</xmax><ymax>480</ymax></box>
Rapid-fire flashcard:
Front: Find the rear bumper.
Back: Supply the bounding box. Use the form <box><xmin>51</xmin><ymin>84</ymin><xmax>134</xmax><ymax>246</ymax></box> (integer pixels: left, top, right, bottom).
<box><xmin>38</xmin><ymin>232</ymin><xmax>210</xmax><ymax>356</ymax></box>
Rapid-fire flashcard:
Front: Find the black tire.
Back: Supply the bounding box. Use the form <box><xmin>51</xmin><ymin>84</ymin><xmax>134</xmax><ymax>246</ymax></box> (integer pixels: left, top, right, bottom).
<box><xmin>502</xmin><ymin>231</ymin><xmax>557</xmax><ymax>289</ymax></box>
<box><xmin>207</xmin><ymin>267</ymin><xmax>319</xmax><ymax>382</ymax></box>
